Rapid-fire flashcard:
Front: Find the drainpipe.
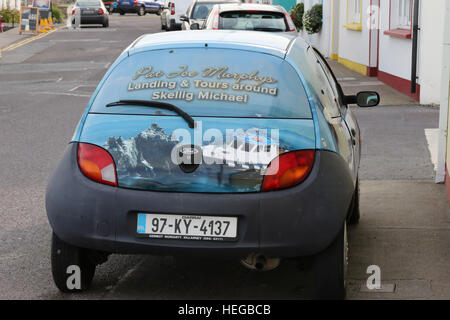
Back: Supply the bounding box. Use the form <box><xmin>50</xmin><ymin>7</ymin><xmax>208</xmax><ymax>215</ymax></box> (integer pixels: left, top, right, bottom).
<box><xmin>411</xmin><ymin>0</ymin><xmax>420</xmax><ymax>94</ymax></box>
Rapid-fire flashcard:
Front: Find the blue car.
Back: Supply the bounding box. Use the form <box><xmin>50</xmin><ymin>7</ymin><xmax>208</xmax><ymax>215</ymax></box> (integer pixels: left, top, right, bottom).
<box><xmin>46</xmin><ymin>31</ymin><xmax>379</xmax><ymax>299</ymax></box>
<box><xmin>117</xmin><ymin>0</ymin><xmax>162</xmax><ymax>15</ymax></box>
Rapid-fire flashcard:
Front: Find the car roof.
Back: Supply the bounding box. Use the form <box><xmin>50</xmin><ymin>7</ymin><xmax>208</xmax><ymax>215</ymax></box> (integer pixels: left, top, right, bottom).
<box><xmin>127</xmin><ymin>30</ymin><xmax>303</xmax><ymax>58</ymax></box>
<box><xmin>214</xmin><ymin>3</ymin><xmax>285</xmax><ymax>13</ymax></box>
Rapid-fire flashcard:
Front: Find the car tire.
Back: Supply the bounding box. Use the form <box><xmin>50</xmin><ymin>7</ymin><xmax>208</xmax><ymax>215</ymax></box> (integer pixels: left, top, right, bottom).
<box><xmin>103</xmin><ymin>19</ymin><xmax>109</xmax><ymax>28</ymax></box>
<box><xmin>51</xmin><ymin>232</ymin><xmax>96</xmax><ymax>293</ymax></box>
<box><xmin>347</xmin><ymin>178</ymin><xmax>360</xmax><ymax>225</ymax></box>
<box><xmin>310</xmin><ymin>223</ymin><xmax>348</xmax><ymax>300</ymax></box>
<box><xmin>137</xmin><ymin>6</ymin><xmax>145</xmax><ymax>16</ymax></box>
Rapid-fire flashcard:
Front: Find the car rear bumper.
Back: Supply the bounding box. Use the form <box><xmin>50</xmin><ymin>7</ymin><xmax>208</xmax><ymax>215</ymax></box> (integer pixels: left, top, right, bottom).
<box><xmin>117</xmin><ymin>4</ymin><xmax>160</xmax><ymax>13</ymax></box>
<box><xmin>75</xmin><ymin>15</ymin><xmax>107</xmax><ymax>24</ymax></box>
<box><xmin>46</xmin><ymin>143</ymin><xmax>354</xmax><ymax>259</ymax></box>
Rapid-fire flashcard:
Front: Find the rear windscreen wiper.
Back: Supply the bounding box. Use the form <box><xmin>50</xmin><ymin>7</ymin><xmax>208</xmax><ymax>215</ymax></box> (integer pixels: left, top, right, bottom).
<box><xmin>106</xmin><ymin>100</ymin><xmax>195</xmax><ymax>128</ymax></box>
<box><xmin>253</xmin><ymin>27</ymin><xmax>284</xmax><ymax>32</ymax></box>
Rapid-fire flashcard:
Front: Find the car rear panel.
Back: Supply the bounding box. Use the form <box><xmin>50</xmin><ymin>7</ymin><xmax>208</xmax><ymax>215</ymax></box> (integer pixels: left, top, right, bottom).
<box><xmin>46</xmin><ymin>143</ymin><xmax>353</xmax><ymax>258</ymax></box>
<box><xmin>79</xmin><ymin>114</ymin><xmax>315</xmax><ymax>192</ymax></box>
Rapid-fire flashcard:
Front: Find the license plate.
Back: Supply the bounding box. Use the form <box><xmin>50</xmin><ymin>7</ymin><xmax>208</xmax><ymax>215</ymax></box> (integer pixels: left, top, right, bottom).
<box><xmin>83</xmin><ymin>10</ymin><xmax>94</xmax><ymax>14</ymax></box>
<box><xmin>137</xmin><ymin>213</ymin><xmax>238</xmax><ymax>241</ymax></box>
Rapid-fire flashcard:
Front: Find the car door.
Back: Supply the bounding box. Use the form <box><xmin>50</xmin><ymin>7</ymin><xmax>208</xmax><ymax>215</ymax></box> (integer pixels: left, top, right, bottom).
<box><xmin>304</xmin><ymin>47</ymin><xmax>356</xmax><ymax>181</ymax></box>
<box><xmin>312</xmin><ymin>47</ymin><xmax>360</xmax><ymax>179</ymax></box>
<box><xmin>182</xmin><ymin>3</ymin><xmax>193</xmax><ymax>29</ymax></box>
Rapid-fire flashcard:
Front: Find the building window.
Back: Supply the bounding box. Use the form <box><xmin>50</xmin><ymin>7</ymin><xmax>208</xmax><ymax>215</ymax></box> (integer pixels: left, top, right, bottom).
<box><xmin>344</xmin><ymin>0</ymin><xmax>362</xmax><ymax>31</ymax></box>
<box><xmin>397</xmin><ymin>0</ymin><xmax>412</xmax><ymax>29</ymax></box>
<box><xmin>384</xmin><ymin>0</ymin><xmax>413</xmax><ymax>39</ymax></box>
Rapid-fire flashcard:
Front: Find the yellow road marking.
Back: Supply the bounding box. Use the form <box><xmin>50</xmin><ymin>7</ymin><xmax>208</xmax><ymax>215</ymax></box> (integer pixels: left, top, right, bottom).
<box><xmin>1</xmin><ymin>25</ymin><xmax>67</xmax><ymax>53</ymax></box>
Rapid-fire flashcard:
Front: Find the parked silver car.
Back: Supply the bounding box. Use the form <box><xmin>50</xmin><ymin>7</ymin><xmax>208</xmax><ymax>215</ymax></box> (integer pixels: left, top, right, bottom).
<box><xmin>71</xmin><ymin>0</ymin><xmax>110</xmax><ymax>28</ymax></box>
<box><xmin>179</xmin><ymin>0</ymin><xmax>241</xmax><ymax>30</ymax></box>
<box><xmin>199</xmin><ymin>3</ymin><xmax>296</xmax><ymax>33</ymax></box>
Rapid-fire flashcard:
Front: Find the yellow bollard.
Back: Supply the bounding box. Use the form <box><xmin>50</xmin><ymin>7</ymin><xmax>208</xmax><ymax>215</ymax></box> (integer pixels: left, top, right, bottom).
<box><xmin>44</xmin><ymin>19</ymin><xmax>51</xmax><ymax>31</ymax></box>
<box><xmin>48</xmin><ymin>17</ymin><xmax>56</xmax><ymax>29</ymax></box>
<box><xmin>38</xmin><ymin>19</ymin><xmax>46</xmax><ymax>33</ymax></box>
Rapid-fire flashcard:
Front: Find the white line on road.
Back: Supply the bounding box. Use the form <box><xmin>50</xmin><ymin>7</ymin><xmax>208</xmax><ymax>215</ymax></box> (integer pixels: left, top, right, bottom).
<box><xmin>34</xmin><ymin>91</ymin><xmax>91</xmax><ymax>98</ymax></box>
<box><xmin>49</xmin><ymin>39</ymin><xmax>101</xmax><ymax>42</ymax></box>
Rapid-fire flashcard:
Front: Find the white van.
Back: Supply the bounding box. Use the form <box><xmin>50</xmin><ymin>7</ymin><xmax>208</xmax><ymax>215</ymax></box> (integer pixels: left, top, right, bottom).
<box><xmin>160</xmin><ymin>0</ymin><xmax>191</xmax><ymax>31</ymax></box>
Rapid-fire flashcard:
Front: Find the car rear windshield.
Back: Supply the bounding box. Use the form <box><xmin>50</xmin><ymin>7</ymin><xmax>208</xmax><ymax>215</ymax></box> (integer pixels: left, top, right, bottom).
<box><xmin>219</xmin><ymin>11</ymin><xmax>288</xmax><ymax>32</ymax></box>
<box><xmin>191</xmin><ymin>3</ymin><xmax>219</xmax><ymax>19</ymax></box>
<box><xmin>89</xmin><ymin>48</ymin><xmax>312</xmax><ymax>119</ymax></box>
<box><xmin>77</xmin><ymin>1</ymin><xmax>101</xmax><ymax>7</ymax></box>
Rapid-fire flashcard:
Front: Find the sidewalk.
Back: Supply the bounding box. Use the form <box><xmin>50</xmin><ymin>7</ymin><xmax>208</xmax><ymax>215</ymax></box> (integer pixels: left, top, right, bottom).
<box><xmin>329</xmin><ymin>59</ymin><xmax>419</xmax><ymax>106</ymax></box>
<box><xmin>0</xmin><ymin>27</ymin><xmax>33</xmax><ymax>50</ymax></box>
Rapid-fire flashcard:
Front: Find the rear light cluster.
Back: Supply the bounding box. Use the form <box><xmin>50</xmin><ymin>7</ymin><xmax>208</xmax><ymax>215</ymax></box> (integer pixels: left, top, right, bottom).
<box><xmin>284</xmin><ymin>11</ymin><xmax>296</xmax><ymax>32</ymax></box>
<box><xmin>170</xmin><ymin>3</ymin><xmax>175</xmax><ymax>15</ymax></box>
<box><xmin>261</xmin><ymin>150</ymin><xmax>315</xmax><ymax>192</ymax></box>
<box><xmin>72</xmin><ymin>8</ymin><xmax>77</xmax><ymax>15</ymax></box>
<box><xmin>78</xmin><ymin>143</ymin><xmax>117</xmax><ymax>186</ymax></box>
<box><xmin>98</xmin><ymin>8</ymin><xmax>104</xmax><ymax>15</ymax></box>
<box><xmin>134</xmin><ymin>0</ymin><xmax>138</xmax><ymax>4</ymax></box>
<box><xmin>212</xmin><ymin>11</ymin><xmax>219</xmax><ymax>30</ymax></box>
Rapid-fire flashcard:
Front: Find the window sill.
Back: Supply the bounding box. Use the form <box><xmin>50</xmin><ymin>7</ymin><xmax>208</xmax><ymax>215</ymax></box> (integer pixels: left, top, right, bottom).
<box><xmin>343</xmin><ymin>23</ymin><xmax>362</xmax><ymax>31</ymax></box>
<box><xmin>383</xmin><ymin>28</ymin><xmax>412</xmax><ymax>39</ymax></box>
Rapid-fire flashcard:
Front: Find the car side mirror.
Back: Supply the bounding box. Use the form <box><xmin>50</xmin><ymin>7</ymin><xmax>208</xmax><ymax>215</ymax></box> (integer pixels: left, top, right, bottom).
<box><xmin>190</xmin><ymin>23</ymin><xmax>200</xmax><ymax>30</ymax></box>
<box><xmin>180</xmin><ymin>14</ymin><xmax>189</xmax><ymax>22</ymax></box>
<box><xmin>343</xmin><ymin>91</ymin><xmax>379</xmax><ymax>107</ymax></box>
<box><xmin>356</xmin><ymin>91</ymin><xmax>380</xmax><ymax>107</ymax></box>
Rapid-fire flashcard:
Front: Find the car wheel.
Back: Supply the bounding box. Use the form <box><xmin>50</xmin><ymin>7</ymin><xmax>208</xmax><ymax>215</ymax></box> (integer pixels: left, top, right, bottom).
<box><xmin>138</xmin><ymin>6</ymin><xmax>145</xmax><ymax>16</ymax></box>
<box><xmin>103</xmin><ymin>19</ymin><xmax>109</xmax><ymax>28</ymax></box>
<box><xmin>51</xmin><ymin>232</ymin><xmax>96</xmax><ymax>293</ymax></box>
<box><xmin>347</xmin><ymin>178</ymin><xmax>360</xmax><ymax>225</ymax></box>
<box><xmin>310</xmin><ymin>223</ymin><xmax>348</xmax><ymax>300</ymax></box>
<box><xmin>119</xmin><ymin>10</ymin><xmax>125</xmax><ymax>15</ymax></box>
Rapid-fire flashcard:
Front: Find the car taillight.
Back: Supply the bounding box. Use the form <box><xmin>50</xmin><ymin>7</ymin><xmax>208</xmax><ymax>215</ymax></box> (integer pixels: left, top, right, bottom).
<box><xmin>261</xmin><ymin>150</ymin><xmax>315</xmax><ymax>192</ymax></box>
<box><xmin>98</xmin><ymin>8</ymin><xmax>104</xmax><ymax>15</ymax></box>
<box><xmin>212</xmin><ymin>11</ymin><xmax>219</xmax><ymax>30</ymax></box>
<box><xmin>72</xmin><ymin>8</ymin><xmax>77</xmax><ymax>15</ymax></box>
<box><xmin>170</xmin><ymin>3</ymin><xmax>175</xmax><ymax>15</ymax></box>
<box><xmin>284</xmin><ymin>11</ymin><xmax>296</xmax><ymax>31</ymax></box>
<box><xmin>134</xmin><ymin>0</ymin><xmax>138</xmax><ymax>4</ymax></box>
<box><xmin>77</xmin><ymin>143</ymin><xmax>117</xmax><ymax>186</ymax></box>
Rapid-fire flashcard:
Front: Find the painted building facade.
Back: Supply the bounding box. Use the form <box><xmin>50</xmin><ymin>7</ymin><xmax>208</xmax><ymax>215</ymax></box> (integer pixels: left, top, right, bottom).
<box><xmin>0</xmin><ymin>0</ymin><xmax>21</xmax><ymax>10</ymax></box>
<box><xmin>283</xmin><ymin>0</ymin><xmax>447</xmax><ymax>106</ymax></box>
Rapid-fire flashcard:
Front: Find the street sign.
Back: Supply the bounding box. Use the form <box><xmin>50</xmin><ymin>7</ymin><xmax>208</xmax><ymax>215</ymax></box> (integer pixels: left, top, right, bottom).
<box><xmin>19</xmin><ymin>6</ymin><xmax>40</xmax><ymax>35</ymax></box>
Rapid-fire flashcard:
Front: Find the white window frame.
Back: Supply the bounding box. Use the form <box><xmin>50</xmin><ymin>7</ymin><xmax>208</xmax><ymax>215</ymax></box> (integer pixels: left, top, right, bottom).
<box><xmin>390</xmin><ymin>0</ymin><xmax>413</xmax><ymax>30</ymax></box>
<box><xmin>397</xmin><ymin>0</ymin><xmax>412</xmax><ymax>29</ymax></box>
<box><xmin>347</xmin><ymin>0</ymin><xmax>362</xmax><ymax>25</ymax></box>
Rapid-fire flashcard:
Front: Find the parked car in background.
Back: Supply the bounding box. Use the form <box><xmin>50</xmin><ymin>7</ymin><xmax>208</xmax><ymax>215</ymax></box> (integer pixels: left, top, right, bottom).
<box><xmin>180</xmin><ymin>0</ymin><xmax>241</xmax><ymax>30</ymax></box>
<box><xmin>71</xmin><ymin>0</ymin><xmax>110</xmax><ymax>27</ymax></box>
<box><xmin>199</xmin><ymin>3</ymin><xmax>296</xmax><ymax>33</ymax></box>
<box><xmin>160</xmin><ymin>0</ymin><xmax>191</xmax><ymax>31</ymax></box>
<box><xmin>117</xmin><ymin>0</ymin><xmax>162</xmax><ymax>16</ymax></box>
<box><xmin>46</xmin><ymin>30</ymin><xmax>379</xmax><ymax>299</ymax></box>
<box><xmin>103</xmin><ymin>1</ymin><xmax>116</xmax><ymax>13</ymax></box>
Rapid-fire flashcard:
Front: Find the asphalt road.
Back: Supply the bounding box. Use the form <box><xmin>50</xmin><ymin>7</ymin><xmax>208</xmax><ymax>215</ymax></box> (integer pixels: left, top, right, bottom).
<box><xmin>0</xmin><ymin>15</ymin><xmax>446</xmax><ymax>299</ymax></box>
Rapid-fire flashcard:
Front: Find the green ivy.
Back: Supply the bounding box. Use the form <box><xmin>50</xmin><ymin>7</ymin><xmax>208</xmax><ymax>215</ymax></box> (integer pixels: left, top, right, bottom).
<box><xmin>51</xmin><ymin>5</ymin><xmax>64</xmax><ymax>24</ymax></box>
<box><xmin>303</xmin><ymin>3</ymin><xmax>323</xmax><ymax>34</ymax></box>
<box><xmin>290</xmin><ymin>3</ymin><xmax>304</xmax><ymax>32</ymax></box>
<box><xmin>0</xmin><ymin>9</ymin><xmax>20</xmax><ymax>24</ymax></box>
